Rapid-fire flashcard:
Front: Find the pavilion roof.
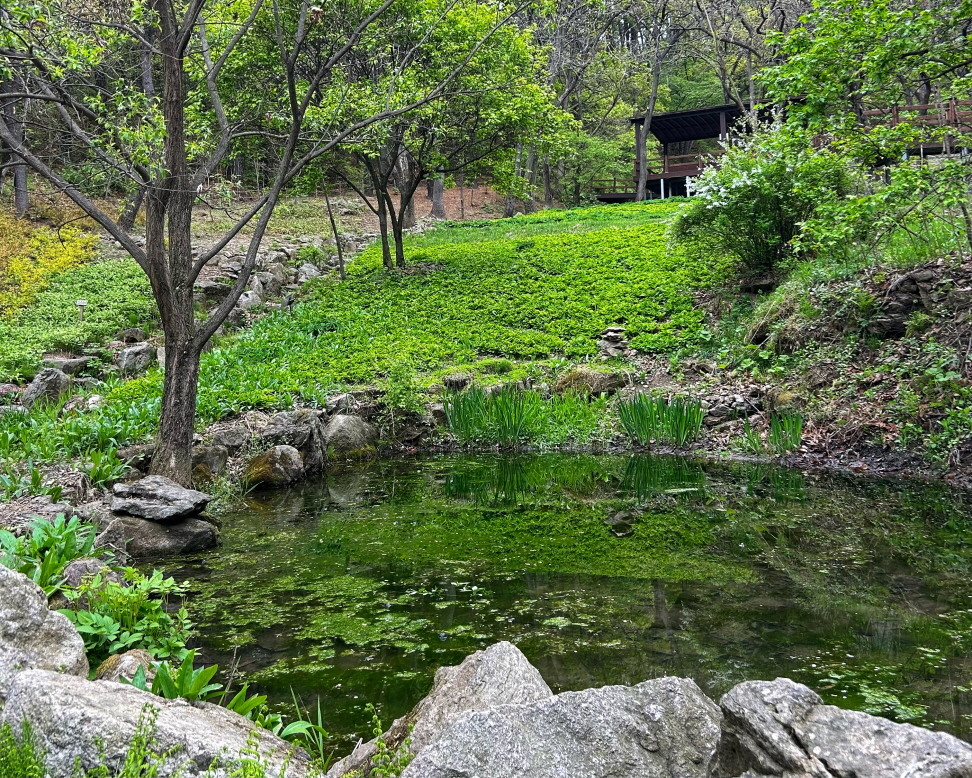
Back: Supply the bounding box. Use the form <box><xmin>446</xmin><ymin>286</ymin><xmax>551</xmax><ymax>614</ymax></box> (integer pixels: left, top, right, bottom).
<box><xmin>631</xmin><ymin>103</ymin><xmax>750</xmax><ymax>144</ymax></box>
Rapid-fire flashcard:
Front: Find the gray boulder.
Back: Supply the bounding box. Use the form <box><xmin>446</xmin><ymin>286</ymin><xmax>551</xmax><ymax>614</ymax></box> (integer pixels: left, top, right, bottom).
<box><xmin>116</xmin><ymin>343</ymin><xmax>156</xmax><ymax>377</ymax></box>
<box><xmin>21</xmin><ymin>368</ymin><xmax>72</xmax><ymax>408</ymax></box>
<box><xmin>296</xmin><ymin>262</ymin><xmax>321</xmax><ymax>283</ymax></box>
<box><xmin>323</xmin><ymin>414</ymin><xmax>378</xmax><ymax>460</ymax></box>
<box><xmin>111</xmin><ymin>475</ymin><xmax>212</xmax><ymax>522</ymax></box>
<box><xmin>0</xmin><ymin>566</ymin><xmax>88</xmax><ymax>701</ymax></box>
<box><xmin>237</xmin><ymin>289</ymin><xmax>262</xmax><ymax>310</ymax></box>
<box><xmin>402</xmin><ymin>675</ymin><xmax>721</xmax><ymax>778</ymax></box>
<box><xmin>258</xmin><ymin>410</ymin><xmax>327</xmax><ymax>474</ymax></box>
<box><xmin>41</xmin><ymin>355</ymin><xmax>92</xmax><ymax>376</ymax></box>
<box><xmin>243</xmin><ymin>445</ymin><xmax>304</xmax><ymax>486</ymax></box>
<box><xmin>328</xmin><ymin>641</ymin><xmax>551</xmax><ymax>777</ymax></box>
<box><xmin>714</xmin><ymin>678</ymin><xmax>972</xmax><ymax>778</ymax></box>
<box><xmin>211</xmin><ymin>423</ymin><xmax>250</xmax><ymax>454</ymax></box>
<box><xmin>192</xmin><ymin>444</ymin><xmax>230</xmax><ymax>480</ymax></box>
<box><xmin>99</xmin><ymin>515</ymin><xmax>219</xmax><ymax>558</ymax></box>
<box><xmin>254</xmin><ymin>270</ymin><xmax>282</xmax><ymax>298</ymax></box>
<box><xmin>62</xmin><ymin>557</ymin><xmax>123</xmax><ymax>588</ymax></box>
<box><xmin>1</xmin><ymin>670</ymin><xmax>309</xmax><ymax>778</ymax></box>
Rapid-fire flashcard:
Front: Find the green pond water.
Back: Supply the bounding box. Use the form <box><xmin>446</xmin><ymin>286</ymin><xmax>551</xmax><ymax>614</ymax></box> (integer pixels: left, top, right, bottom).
<box><xmin>164</xmin><ymin>453</ymin><xmax>972</xmax><ymax>749</ymax></box>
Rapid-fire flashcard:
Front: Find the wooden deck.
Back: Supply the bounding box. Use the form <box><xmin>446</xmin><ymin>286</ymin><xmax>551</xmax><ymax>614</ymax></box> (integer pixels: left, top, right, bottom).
<box><xmin>597</xmin><ymin>98</ymin><xmax>972</xmax><ymax>202</ymax></box>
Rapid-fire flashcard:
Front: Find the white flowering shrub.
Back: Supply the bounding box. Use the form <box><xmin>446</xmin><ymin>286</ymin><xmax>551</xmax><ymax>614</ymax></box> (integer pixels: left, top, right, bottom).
<box><xmin>673</xmin><ymin>122</ymin><xmax>848</xmax><ymax>278</ymax></box>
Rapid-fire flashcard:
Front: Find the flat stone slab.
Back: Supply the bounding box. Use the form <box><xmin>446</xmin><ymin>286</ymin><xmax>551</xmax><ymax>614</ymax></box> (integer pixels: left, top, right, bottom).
<box><xmin>111</xmin><ymin>475</ymin><xmax>211</xmax><ymax>522</ymax></box>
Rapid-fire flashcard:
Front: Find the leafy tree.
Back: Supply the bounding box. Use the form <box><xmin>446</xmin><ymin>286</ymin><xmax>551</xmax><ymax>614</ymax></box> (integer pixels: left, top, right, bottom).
<box><xmin>0</xmin><ymin>0</ymin><xmax>522</xmax><ymax>484</ymax></box>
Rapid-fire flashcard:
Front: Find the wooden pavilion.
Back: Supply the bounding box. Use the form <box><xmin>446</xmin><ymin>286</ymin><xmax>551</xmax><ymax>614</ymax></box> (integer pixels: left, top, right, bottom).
<box><xmin>595</xmin><ymin>98</ymin><xmax>972</xmax><ymax>203</ymax></box>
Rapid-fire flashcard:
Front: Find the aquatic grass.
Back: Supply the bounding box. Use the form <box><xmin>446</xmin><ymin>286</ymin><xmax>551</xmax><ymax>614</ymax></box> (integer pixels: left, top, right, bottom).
<box><xmin>617</xmin><ymin>394</ymin><xmax>705</xmax><ymax>446</ymax></box>
<box><xmin>444</xmin><ymin>386</ymin><xmax>602</xmax><ymax>447</ymax></box>
<box><xmin>769</xmin><ymin>412</ymin><xmax>803</xmax><ymax>454</ymax></box>
<box><xmin>740</xmin><ymin>418</ymin><xmax>764</xmax><ymax>454</ymax></box>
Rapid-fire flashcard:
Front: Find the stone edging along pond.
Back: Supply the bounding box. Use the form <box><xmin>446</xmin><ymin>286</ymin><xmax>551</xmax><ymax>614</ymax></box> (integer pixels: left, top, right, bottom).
<box><xmin>3</xmin><ymin>570</ymin><xmax>971</xmax><ymax>778</ymax></box>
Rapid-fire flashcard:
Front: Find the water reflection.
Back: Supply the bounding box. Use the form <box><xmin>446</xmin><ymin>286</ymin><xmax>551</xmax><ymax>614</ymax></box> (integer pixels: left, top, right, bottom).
<box><xmin>164</xmin><ymin>453</ymin><xmax>972</xmax><ymax>747</ymax></box>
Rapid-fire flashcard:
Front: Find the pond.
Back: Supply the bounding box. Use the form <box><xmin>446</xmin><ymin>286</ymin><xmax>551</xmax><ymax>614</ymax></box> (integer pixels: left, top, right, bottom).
<box><xmin>163</xmin><ymin>453</ymin><xmax>972</xmax><ymax>750</ymax></box>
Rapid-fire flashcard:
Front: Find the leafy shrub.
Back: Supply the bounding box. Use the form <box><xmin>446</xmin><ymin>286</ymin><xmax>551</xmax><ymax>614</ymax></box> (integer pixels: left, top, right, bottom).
<box><xmin>617</xmin><ymin>394</ymin><xmax>705</xmax><ymax>446</ymax></box>
<box><xmin>0</xmin><ymin>214</ymin><xmax>97</xmax><ymax>317</ymax></box>
<box><xmin>0</xmin><ymin>514</ymin><xmax>97</xmax><ymax>595</ymax></box>
<box><xmin>673</xmin><ymin>123</ymin><xmax>848</xmax><ymax>278</ymax></box>
<box><xmin>61</xmin><ymin>569</ymin><xmax>192</xmax><ymax>663</ymax></box>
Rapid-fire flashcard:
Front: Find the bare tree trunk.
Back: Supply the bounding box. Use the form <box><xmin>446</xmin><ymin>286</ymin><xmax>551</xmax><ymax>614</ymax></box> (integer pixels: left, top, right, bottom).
<box><xmin>1</xmin><ymin>80</ymin><xmax>28</xmax><ymax>217</ymax></box>
<box><xmin>152</xmin><ymin>343</ymin><xmax>201</xmax><ymax>486</ymax></box>
<box><xmin>431</xmin><ymin>171</ymin><xmax>446</xmax><ymax>219</ymax></box>
<box><xmin>118</xmin><ymin>186</ymin><xmax>146</xmax><ymax>231</ymax></box>
<box><xmin>324</xmin><ymin>188</ymin><xmax>346</xmax><ymax>280</ymax></box>
<box><xmin>635</xmin><ymin>60</ymin><xmax>663</xmax><ymax>202</ymax></box>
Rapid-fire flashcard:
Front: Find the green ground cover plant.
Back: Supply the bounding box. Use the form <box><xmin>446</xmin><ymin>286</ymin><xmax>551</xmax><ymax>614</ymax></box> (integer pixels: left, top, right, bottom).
<box><xmin>0</xmin><ymin>258</ymin><xmax>156</xmax><ymax>382</ymax></box>
<box><xmin>180</xmin><ymin>201</ymin><xmax>731</xmax><ymax>420</ymax></box>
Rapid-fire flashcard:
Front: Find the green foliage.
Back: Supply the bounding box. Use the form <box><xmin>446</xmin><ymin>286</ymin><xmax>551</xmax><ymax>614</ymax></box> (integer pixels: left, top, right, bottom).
<box><xmin>183</xmin><ymin>202</ymin><xmax>727</xmax><ymax>421</ymax></box>
<box><xmin>444</xmin><ymin>386</ymin><xmax>604</xmax><ymax>447</ymax></box>
<box><xmin>366</xmin><ymin>706</ymin><xmax>413</xmax><ymax>778</ymax></box>
<box><xmin>0</xmin><ymin>721</ymin><xmax>45</xmax><ymax>778</ymax></box>
<box><xmin>674</xmin><ymin>123</ymin><xmax>849</xmax><ymax>278</ymax></box>
<box><xmin>617</xmin><ymin>394</ymin><xmax>705</xmax><ymax>446</ymax></box>
<box><xmin>61</xmin><ymin>569</ymin><xmax>192</xmax><ymax>663</ymax></box>
<box><xmin>0</xmin><ymin>258</ymin><xmax>156</xmax><ymax>382</ymax></box>
<box><xmin>0</xmin><ymin>514</ymin><xmax>97</xmax><ymax>595</ymax></box>
<box><xmin>768</xmin><ymin>412</ymin><xmax>803</xmax><ymax>454</ymax></box>
<box><xmin>0</xmin><ymin>390</ymin><xmax>159</xmax><ymax>469</ymax></box>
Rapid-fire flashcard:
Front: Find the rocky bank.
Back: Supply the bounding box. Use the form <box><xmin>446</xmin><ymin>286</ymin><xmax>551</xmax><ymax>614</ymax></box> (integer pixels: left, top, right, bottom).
<box><xmin>1</xmin><ymin>565</ymin><xmax>971</xmax><ymax>778</ymax></box>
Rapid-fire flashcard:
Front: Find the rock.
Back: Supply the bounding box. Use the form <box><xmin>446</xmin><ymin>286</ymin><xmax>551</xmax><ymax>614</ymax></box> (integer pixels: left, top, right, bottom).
<box><xmin>194</xmin><ymin>280</ymin><xmax>232</xmax><ymax>302</ymax></box>
<box><xmin>1</xmin><ymin>670</ymin><xmax>309</xmax><ymax>778</ymax></box>
<box><xmin>111</xmin><ymin>475</ymin><xmax>211</xmax><ymax>522</ymax></box>
<box><xmin>258</xmin><ymin>410</ymin><xmax>326</xmax><ymax>474</ymax></box>
<box><xmin>116</xmin><ymin>343</ymin><xmax>156</xmax><ymax>377</ymax></box>
<box><xmin>99</xmin><ymin>516</ymin><xmax>219</xmax><ymax>558</ymax></box>
<box><xmin>429</xmin><ymin>402</ymin><xmax>448</xmax><ymax>426</ymax></box>
<box><xmin>0</xmin><ymin>566</ymin><xmax>88</xmax><ymax>701</ymax></box>
<box><xmin>22</xmin><ymin>368</ymin><xmax>72</xmax><ymax>408</ymax></box>
<box><xmin>254</xmin><ymin>270</ymin><xmax>282</xmax><ymax>299</ymax></box>
<box><xmin>243</xmin><ymin>445</ymin><xmax>304</xmax><ymax>486</ymax></box>
<box><xmin>714</xmin><ymin>678</ymin><xmax>972</xmax><ymax>778</ymax></box>
<box><xmin>296</xmin><ymin>262</ymin><xmax>320</xmax><ymax>283</ymax></box>
<box><xmin>41</xmin><ymin>355</ymin><xmax>92</xmax><ymax>376</ymax></box>
<box><xmin>191</xmin><ymin>444</ymin><xmax>229</xmax><ymax>480</ymax></box>
<box><xmin>328</xmin><ymin>641</ymin><xmax>552</xmax><ymax>778</ymax></box>
<box><xmin>211</xmin><ymin>424</ymin><xmax>251</xmax><ymax>454</ymax></box>
<box><xmin>94</xmin><ymin>649</ymin><xmax>156</xmax><ymax>683</ymax></box>
<box><xmin>237</xmin><ymin>290</ymin><xmax>262</xmax><ymax>310</ymax></box>
<box><xmin>116</xmin><ymin>443</ymin><xmax>157</xmax><ymax>472</ymax></box>
<box><xmin>553</xmin><ymin>366</ymin><xmax>627</xmax><ymax>397</ymax></box>
<box><xmin>118</xmin><ymin>327</ymin><xmax>148</xmax><ymax>343</ymax></box>
<box><xmin>267</xmin><ymin>262</ymin><xmax>291</xmax><ymax>287</ymax></box>
<box><xmin>323</xmin><ymin>415</ymin><xmax>378</xmax><ymax>460</ymax></box>
<box><xmin>402</xmin><ymin>676</ymin><xmax>721</xmax><ymax>778</ymax></box>
<box><xmin>61</xmin><ymin>557</ymin><xmax>123</xmax><ymax>589</ymax></box>
<box><xmin>441</xmin><ymin>374</ymin><xmax>472</xmax><ymax>393</ymax></box>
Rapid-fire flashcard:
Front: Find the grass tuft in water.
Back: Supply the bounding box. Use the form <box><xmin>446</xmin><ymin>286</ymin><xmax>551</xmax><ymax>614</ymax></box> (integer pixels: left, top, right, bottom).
<box><xmin>769</xmin><ymin>412</ymin><xmax>803</xmax><ymax>454</ymax></box>
<box><xmin>617</xmin><ymin>394</ymin><xmax>705</xmax><ymax>446</ymax></box>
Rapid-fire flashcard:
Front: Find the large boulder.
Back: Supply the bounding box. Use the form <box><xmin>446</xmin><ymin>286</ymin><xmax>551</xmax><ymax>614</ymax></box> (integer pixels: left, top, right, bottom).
<box><xmin>191</xmin><ymin>444</ymin><xmax>230</xmax><ymax>481</ymax></box>
<box><xmin>401</xmin><ymin>676</ymin><xmax>721</xmax><ymax>778</ymax></box>
<box><xmin>327</xmin><ymin>641</ymin><xmax>552</xmax><ymax>777</ymax></box>
<box><xmin>323</xmin><ymin>414</ymin><xmax>378</xmax><ymax>460</ymax></box>
<box><xmin>41</xmin><ymin>355</ymin><xmax>93</xmax><ymax>376</ymax></box>
<box><xmin>0</xmin><ymin>670</ymin><xmax>309</xmax><ymax>778</ymax></box>
<box><xmin>243</xmin><ymin>445</ymin><xmax>304</xmax><ymax>486</ymax></box>
<box><xmin>21</xmin><ymin>368</ymin><xmax>72</xmax><ymax>408</ymax></box>
<box><xmin>111</xmin><ymin>475</ymin><xmax>212</xmax><ymax>522</ymax></box>
<box><xmin>116</xmin><ymin>343</ymin><xmax>156</xmax><ymax>377</ymax></box>
<box><xmin>0</xmin><ymin>566</ymin><xmax>88</xmax><ymax>701</ymax></box>
<box><xmin>257</xmin><ymin>410</ymin><xmax>327</xmax><ymax>474</ymax></box>
<box><xmin>98</xmin><ymin>516</ymin><xmax>219</xmax><ymax>558</ymax></box>
<box><xmin>714</xmin><ymin>678</ymin><xmax>972</xmax><ymax>778</ymax></box>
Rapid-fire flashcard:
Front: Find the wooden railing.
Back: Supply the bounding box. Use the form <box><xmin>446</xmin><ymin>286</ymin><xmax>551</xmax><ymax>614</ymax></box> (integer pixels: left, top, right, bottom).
<box><xmin>861</xmin><ymin>99</ymin><xmax>972</xmax><ymax>130</ymax></box>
